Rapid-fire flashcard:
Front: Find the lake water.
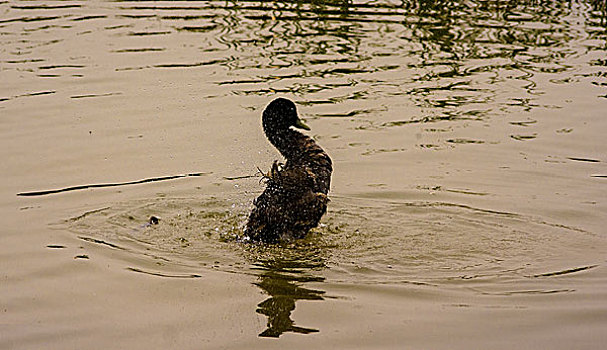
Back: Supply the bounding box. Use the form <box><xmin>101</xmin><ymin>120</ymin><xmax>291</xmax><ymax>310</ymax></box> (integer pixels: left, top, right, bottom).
<box><xmin>2</xmin><ymin>0</ymin><xmax>607</xmax><ymax>348</ymax></box>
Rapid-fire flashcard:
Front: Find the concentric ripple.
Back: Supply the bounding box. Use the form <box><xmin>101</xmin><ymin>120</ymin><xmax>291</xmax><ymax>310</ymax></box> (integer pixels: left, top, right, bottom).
<box><xmin>64</xmin><ymin>194</ymin><xmax>605</xmax><ymax>284</ymax></box>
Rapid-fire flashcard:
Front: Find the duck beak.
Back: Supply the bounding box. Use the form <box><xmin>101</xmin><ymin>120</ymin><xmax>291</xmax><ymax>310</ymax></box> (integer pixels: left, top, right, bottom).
<box><xmin>294</xmin><ymin>118</ymin><xmax>311</xmax><ymax>130</ymax></box>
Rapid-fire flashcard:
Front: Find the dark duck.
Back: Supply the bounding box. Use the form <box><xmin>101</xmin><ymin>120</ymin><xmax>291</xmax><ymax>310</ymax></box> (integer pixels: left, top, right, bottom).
<box><xmin>244</xmin><ymin>98</ymin><xmax>333</xmax><ymax>243</ymax></box>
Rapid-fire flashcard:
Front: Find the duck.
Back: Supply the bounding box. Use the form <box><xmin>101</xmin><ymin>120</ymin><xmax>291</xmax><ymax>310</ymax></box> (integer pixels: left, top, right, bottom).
<box><xmin>244</xmin><ymin>98</ymin><xmax>333</xmax><ymax>243</ymax></box>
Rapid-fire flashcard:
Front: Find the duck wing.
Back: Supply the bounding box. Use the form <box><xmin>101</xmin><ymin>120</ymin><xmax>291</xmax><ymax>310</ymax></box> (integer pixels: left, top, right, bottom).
<box><xmin>244</xmin><ymin>164</ymin><xmax>328</xmax><ymax>242</ymax></box>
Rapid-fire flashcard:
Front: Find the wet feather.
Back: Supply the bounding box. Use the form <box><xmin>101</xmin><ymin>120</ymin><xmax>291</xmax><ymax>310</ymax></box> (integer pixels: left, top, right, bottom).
<box><xmin>244</xmin><ymin>98</ymin><xmax>333</xmax><ymax>243</ymax></box>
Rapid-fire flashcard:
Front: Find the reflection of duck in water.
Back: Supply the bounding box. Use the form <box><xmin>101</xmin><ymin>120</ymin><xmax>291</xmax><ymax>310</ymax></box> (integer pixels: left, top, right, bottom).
<box><xmin>250</xmin><ymin>245</ymin><xmax>327</xmax><ymax>337</ymax></box>
<box><xmin>244</xmin><ymin>98</ymin><xmax>333</xmax><ymax>243</ymax></box>
<box><xmin>255</xmin><ymin>269</ymin><xmax>324</xmax><ymax>337</ymax></box>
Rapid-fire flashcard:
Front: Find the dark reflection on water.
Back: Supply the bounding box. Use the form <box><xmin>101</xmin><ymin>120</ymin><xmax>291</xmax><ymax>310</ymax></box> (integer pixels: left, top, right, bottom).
<box><xmin>2</xmin><ymin>0</ymin><xmax>605</xmax><ymax>133</ymax></box>
<box><xmin>247</xmin><ymin>242</ymin><xmax>326</xmax><ymax>337</ymax></box>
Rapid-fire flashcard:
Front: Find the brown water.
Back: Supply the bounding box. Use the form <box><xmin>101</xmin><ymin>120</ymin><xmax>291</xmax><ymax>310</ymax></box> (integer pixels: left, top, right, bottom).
<box><xmin>2</xmin><ymin>0</ymin><xmax>607</xmax><ymax>348</ymax></box>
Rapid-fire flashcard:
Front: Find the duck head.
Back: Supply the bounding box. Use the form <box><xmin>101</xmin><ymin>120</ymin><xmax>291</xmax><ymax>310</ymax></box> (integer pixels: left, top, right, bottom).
<box><xmin>262</xmin><ymin>98</ymin><xmax>310</xmax><ymax>132</ymax></box>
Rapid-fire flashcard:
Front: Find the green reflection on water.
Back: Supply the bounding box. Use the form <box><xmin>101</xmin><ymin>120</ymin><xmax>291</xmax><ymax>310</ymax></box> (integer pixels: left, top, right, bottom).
<box><xmin>193</xmin><ymin>0</ymin><xmax>606</xmax><ymax>121</ymax></box>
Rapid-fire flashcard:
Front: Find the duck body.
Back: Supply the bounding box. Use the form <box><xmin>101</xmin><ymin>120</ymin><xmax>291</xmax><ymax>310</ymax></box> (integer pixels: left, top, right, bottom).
<box><xmin>244</xmin><ymin>98</ymin><xmax>332</xmax><ymax>243</ymax></box>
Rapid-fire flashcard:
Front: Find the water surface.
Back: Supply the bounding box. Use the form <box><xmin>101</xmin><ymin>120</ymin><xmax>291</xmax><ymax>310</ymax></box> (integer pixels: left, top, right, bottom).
<box><xmin>2</xmin><ymin>0</ymin><xmax>607</xmax><ymax>348</ymax></box>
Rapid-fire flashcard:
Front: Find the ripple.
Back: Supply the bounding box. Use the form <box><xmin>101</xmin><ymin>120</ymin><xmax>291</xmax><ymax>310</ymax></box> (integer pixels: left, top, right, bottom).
<box><xmin>70</xmin><ymin>92</ymin><xmax>122</xmax><ymax>99</ymax></box>
<box><xmin>528</xmin><ymin>265</ymin><xmax>599</xmax><ymax>278</ymax></box>
<box><xmin>10</xmin><ymin>4</ymin><xmax>82</xmax><ymax>10</ymax></box>
<box><xmin>0</xmin><ymin>90</ymin><xmax>56</xmax><ymax>103</ymax></box>
<box><xmin>38</xmin><ymin>64</ymin><xmax>85</xmax><ymax>70</ymax></box>
<box><xmin>446</xmin><ymin>138</ymin><xmax>485</xmax><ymax>144</ymax></box>
<box><xmin>126</xmin><ymin>30</ymin><xmax>172</xmax><ymax>36</ymax></box>
<box><xmin>126</xmin><ymin>267</ymin><xmax>202</xmax><ymax>279</ymax></box>
<box><xmin>70</xmin><ymin>15</ymin><xmax>107</xmax><ymax>22</ymax></box>
<box><xmin>510</xmin><ymin>133</ymin><xmax>537</xmax><ymax>141</ymax></box>
<box><xmin>64</xmin><ymin>195</ymin><xmax>606</xmax><ymax>286</ymax></box>
<box><xmin>175</xmin><ymin>25</ymin><xmax>219</xmax><ymax>33</ymax></box>
<box><xmin>112</xmin><ymin>47</ymin><xmax>165</xmax><ymax>53</ymax></box>
<box><xmin>567</xmin><ymin>157</ymin><xmax>601</xmax><ymax>163</ymax></box>
<box><xmin>0</xmin><ymin>16</ymin><xmax>64</xmax><ymax>24</ymax></box>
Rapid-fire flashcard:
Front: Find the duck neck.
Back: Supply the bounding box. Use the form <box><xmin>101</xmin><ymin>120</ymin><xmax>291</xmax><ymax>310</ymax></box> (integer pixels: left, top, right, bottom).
<box><xmin>264</xmin><ymin>124</ymin><xmax>333</xmax><ymax>195</ymax></box>
<box><xmin>265</xmin><ymin>127</ymin><xmax>306</xmax><ymax>162</ymax></box>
